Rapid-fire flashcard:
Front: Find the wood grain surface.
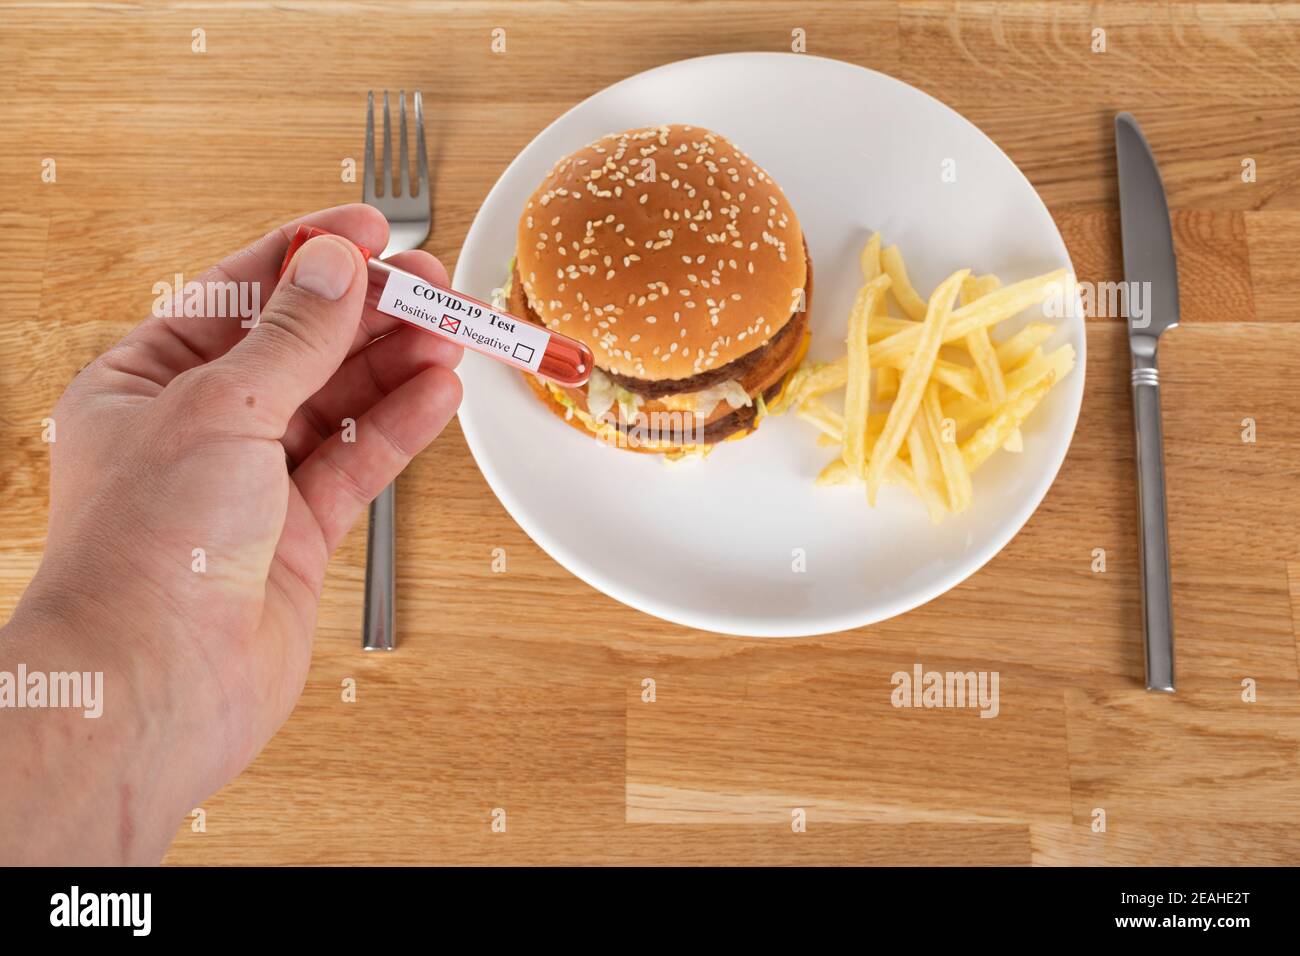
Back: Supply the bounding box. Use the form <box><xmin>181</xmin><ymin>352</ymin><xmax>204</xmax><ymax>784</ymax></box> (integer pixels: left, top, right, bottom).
<box><xmin>1</xmin><ymin>1</ymin><xmax>1298</xmax><ymax>866</ymax></box>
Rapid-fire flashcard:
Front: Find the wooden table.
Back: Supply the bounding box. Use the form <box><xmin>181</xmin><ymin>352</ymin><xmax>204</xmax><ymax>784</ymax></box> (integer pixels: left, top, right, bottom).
<box><xmin>2</xmin><ymin>1</ymin><xmax>1298</xmax><ymax>866</ymax></box>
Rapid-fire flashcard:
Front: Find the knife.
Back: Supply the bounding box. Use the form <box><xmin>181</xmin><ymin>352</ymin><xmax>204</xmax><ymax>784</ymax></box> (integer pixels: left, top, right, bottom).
<box><xmin>1115</xmin><ymin>112</ymin><xmax>1179</xmax><ymax>693</ymax></box>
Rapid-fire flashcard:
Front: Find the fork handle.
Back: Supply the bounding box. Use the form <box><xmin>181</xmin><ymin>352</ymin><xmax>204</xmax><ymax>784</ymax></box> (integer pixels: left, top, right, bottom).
<box><xmin>362</xmin><ymin>483</ymin><xmax>396</xmax><ymax>651</ymax></box>
<box><xmin>1131</xmin><ymin>356</ymin><xmax>1174</xmax><ymax>692</ymax></box>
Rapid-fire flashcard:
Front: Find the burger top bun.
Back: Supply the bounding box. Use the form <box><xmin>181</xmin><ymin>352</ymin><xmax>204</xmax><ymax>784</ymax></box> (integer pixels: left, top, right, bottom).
<box><xmin>515</xmin><ymin>124</ymin><xmax>807</xmax><ymax>383</ymax></box>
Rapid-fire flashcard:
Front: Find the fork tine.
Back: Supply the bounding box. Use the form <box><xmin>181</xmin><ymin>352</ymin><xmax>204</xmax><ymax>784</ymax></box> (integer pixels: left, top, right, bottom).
<box><xmin>381</xmin><ymin>90</ymin><xmax>392</xmax><ymax>198</ymax></box>
<box><xmin>415</xmin><ymin>90</ymin><xmax>428</xmax><ymax>199</ymax></box>
<box><xmin>398</xmin><ymin>90</ymin><xmax>410</xmax><ymax>197</ymax></box>
<box><xmin>363</xmin><ymin>91</ymin><xmax>376</xmax><ymax>203</ymax></box>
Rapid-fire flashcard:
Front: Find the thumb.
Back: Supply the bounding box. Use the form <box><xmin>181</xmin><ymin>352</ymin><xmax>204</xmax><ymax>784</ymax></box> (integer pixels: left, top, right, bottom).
<box><xmin>218</xmin><ymin>233</ymin><xmax>368</xmax><ymax>430</ymax></box>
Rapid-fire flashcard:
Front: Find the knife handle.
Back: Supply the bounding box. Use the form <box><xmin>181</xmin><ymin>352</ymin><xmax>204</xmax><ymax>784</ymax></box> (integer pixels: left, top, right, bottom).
<box><xmin>1131</xmin><ymin>357</ymin><xmax>1175</xmax><ymax>692</ymax></box>
<box><xmin>362</xmin><ymin>483</ymin><xmax>396</xmax><ymax>651</ymax></box>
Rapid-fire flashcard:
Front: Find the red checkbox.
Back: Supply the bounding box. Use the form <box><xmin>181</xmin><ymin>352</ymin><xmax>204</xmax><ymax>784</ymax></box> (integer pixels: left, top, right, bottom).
<box><xmin>439</xmin><ymin>315</ymin><xmax>461</xmax><ymax>334</ymax></box>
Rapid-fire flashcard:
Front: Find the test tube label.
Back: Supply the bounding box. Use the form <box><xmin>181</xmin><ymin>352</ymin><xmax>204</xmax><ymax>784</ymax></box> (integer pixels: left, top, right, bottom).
<box><xmin>375</xmin><ymin>269</ymin><xmax>550</xmax><ymax>374</ymax></box>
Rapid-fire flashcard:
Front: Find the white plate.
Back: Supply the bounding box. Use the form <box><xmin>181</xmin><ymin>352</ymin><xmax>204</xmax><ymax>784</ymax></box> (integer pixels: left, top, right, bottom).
<box><xmin>453</xmin><ymin>52</ymin><xmax>1085</xmax><ymax>637</ymax></box>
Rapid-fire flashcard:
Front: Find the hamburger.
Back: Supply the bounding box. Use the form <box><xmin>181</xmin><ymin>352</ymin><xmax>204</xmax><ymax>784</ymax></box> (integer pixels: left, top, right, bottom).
<box><xmin>505</xmin><ymin>124</ymin><xmax>812</xmax><ymax>457</ymax></box>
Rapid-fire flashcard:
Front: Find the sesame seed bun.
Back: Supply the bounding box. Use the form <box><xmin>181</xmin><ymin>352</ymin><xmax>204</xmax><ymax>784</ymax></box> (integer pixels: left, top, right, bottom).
<box><xmin>515</xmin><ymin>124</ymin><xmax>807</xmax><ymax>383</ymax></box>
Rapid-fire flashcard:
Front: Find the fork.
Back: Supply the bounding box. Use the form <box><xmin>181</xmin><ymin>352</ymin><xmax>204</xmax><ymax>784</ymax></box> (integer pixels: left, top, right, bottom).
<box><xmin>362</xmin><ymin>89</ymin><xmax>430</xmax><ymax>651</ymax></box>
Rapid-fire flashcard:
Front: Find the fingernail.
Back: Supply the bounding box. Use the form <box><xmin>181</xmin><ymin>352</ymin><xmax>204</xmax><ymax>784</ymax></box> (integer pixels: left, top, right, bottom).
<box><xmin>290</xmin><ymin>236</ymin><xmax>357</xmax><ymax>300</ymax></box>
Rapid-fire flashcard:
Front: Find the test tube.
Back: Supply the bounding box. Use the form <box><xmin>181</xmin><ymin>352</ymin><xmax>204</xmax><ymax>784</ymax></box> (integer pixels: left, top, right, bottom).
<box><xmin>278</xmin><ymin>225</ymin><xmax>593</xmax><ymax>387</ymax></box>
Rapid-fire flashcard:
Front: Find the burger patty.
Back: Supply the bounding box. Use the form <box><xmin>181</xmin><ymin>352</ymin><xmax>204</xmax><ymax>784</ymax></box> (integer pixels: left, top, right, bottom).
<box><xmin>509</xmin><ymin>235</ymin><xmax>813</xmax><ymax>400</ymax></box>
<box><xmin>696</xmin><ymin>376</ymin><xmax>788</xmax><ymax>442</ymax></box>
<box><xmin>606</xmin><ymin>314</ymin><xmax>799</xmax><ymax>399</ymax></box>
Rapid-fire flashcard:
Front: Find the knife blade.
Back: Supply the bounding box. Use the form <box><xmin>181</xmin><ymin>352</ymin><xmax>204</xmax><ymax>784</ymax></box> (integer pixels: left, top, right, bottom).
<box><xmin>1115</xmin><ymin>112</ymin><xmax>1179</xmax><ymax>693</ymax></box>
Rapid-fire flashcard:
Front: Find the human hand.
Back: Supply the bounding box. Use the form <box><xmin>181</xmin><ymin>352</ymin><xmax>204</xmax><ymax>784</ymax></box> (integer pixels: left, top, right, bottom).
<box><xmin>0</xmin><ymin>204</ymin><xmax>462</xmax><ymax>863</ymax></box>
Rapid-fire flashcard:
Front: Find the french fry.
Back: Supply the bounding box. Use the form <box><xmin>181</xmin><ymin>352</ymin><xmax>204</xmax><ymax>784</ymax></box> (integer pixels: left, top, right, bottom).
<box><xmin>961</xmin><ymin>274</ymin><xmax>1018</xmax><ymax>451</ymax></box>
<box><xmin>996</xmin><ymin>322</ymin><xmax>1054</xmax><ymax>371</ymax></box>
<box><xmin>906</xmin><ymin>420</ymin><xmax>947</xmax><ymax>523</ymax></box>
<box><xmin>868</xmin><ymin>314</ymin><xmax>917</xmax><ymax>341</ymax></box>
<box><xmin>789</xmin><ymin>235</ymin><xmax>1073</xmax><ymax>525</ymax></box>
<box><xmin>860</xmin><ymin>232</ymin><xmax>882</xmax><ymax>282</ymax></box>
<box><xmin>791</xmin><ymin>361</ymin><xmax>851</xmax><ymax>406</ymax></box>
<box><xmin>799</xmin><ymin>350</ymin><xmax>980</xmax><ymax>400</ymax></box>
<box><xmin>945</xmin><ymin>269</ymin><xmax>1070</xmax><ymax>341</ymax></box>
<box><xmin>796</xmin><ymin>396</ymin><xmax>845</xmax><ymax>441</ymax></box>
<box><xmin>770</xmin><ymin>359</ymin><xmax>845</xmax><ymax>415</ymax></box>
<box><xmin>870</xmin><ymin>269</ymin><xmax>1069</xmax><ymax>369</ymax></box>
<box><xmin>930</xmin><ymin>360</ymin><xmax>982</xmax><ymax>400</ymax></box>
<box><xmin>819</xmin><ymin>451</ymin><xmax>920</xmax><ymax>495</ymax></box>
<box><xmin>874</xmin><ymin>364</ymin><xmax>898</xmax><ymax>400</ymax></box>
<box><xmin>873</xmin><ymin>280</ymin><xmax>890</xmax><ymax>320</ymax></box>
<box><xmin>843</xmin><ymin>274</ymin><xmax>891</xmax><ymax>477</ymax></box>
<box><xmin>922</xmin><ymin>381</ymin><xmax>972</xmax><ymax>512</ymax></box>
<box><xmin>945</xmin><ymin>343</ymin><xmax>1075</xmax><ymax>433</ymax></box>
<box><xmin>779</xmin><ymin>277</ymin><xmax>1064</xmax><ymax>416</ymax></box>
<box><xmin>865</xmin><ymin>269</ymin><xmax>968</xmax><ymax>503</ymax></box>
<box><xmin>792</xmin><ymin>357</ymin><xmax>846</xmax><ymax>395</ymax></box>
<box><xmin>961</xmin><ymin>371</ymin><xmax>1057</xmax><ymax>473</ymax></box>
<box><xmin>881</xmin><ymin>244</ymin><xmax>929</xmax><ymax>321</ymax></box>
<box><xmin>799</xmin><ymin>398</ymin><xmax>889</xmax><ymax>446</ymax></box>
<box><xmin>961</xmin><ymin>276</ymin><xmax>1006</xmax><ymax>402</ymax></box>
<box><xmin>817</xmin><ymin>456</ymin><xmax>855</xmax><ymax>485</ymax></box>
<box><xmin>797</xmin><ymin>364</ymin><xmax>846</xmax><ymax>399</ymax></box>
